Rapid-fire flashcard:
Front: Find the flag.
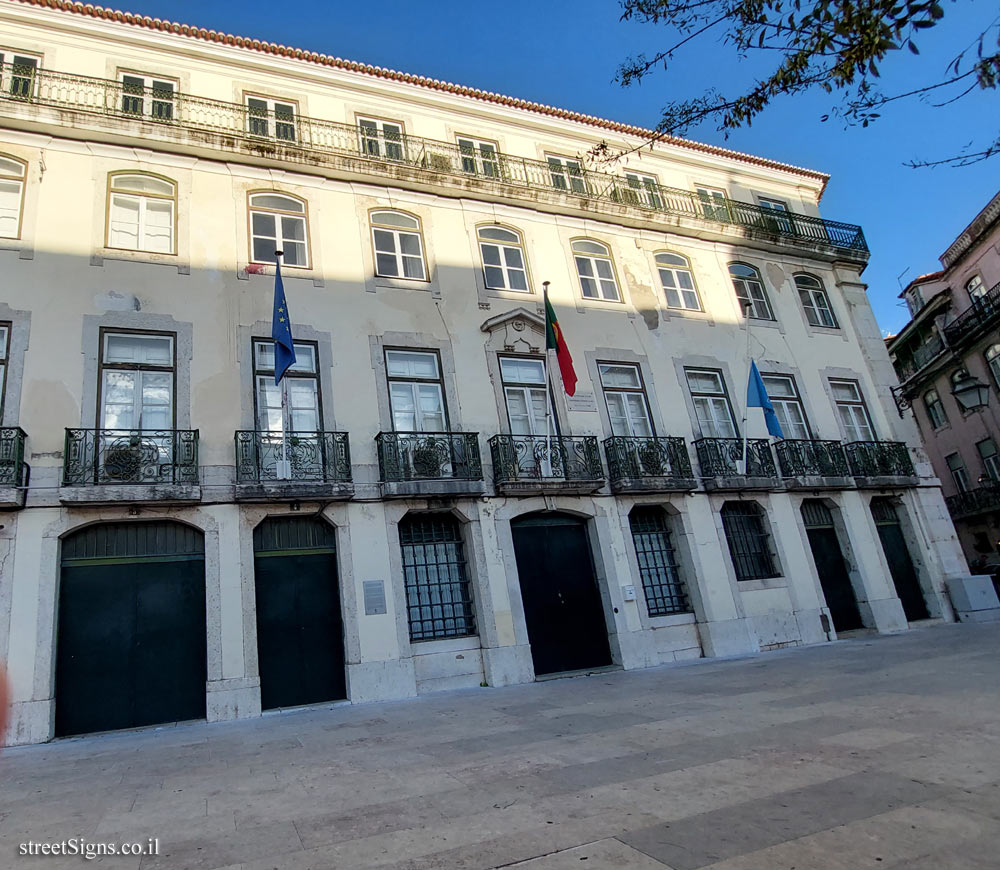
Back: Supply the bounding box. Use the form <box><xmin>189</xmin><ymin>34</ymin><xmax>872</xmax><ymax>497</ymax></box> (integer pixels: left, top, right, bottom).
<box><xmin>544</xmin><ymin>289</ymin><xmax>577</xmax><ymax>396</ymax></box>
<box><xmin>746</xmin><ymin>361</ymin><xmax>784</xmax><ymax>439</ymax></box>
<box><xmin>271</xmin><ymin>259</ymin><xmax>296</xmax><ymax>385</ymax></box>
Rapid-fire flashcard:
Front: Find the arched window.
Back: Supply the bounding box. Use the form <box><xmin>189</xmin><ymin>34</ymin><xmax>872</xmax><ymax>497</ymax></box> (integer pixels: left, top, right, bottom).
<box><xmin>985</xmin><ymin>344</ymin><xmax>1000</xmax><ymax>388</ymax></box>
<box><xmin>795</xmin><ymin>274</ymin><xmax>838</xmax><ymax>328</ymax></box>
<box><xmin>629</xmin><ymin>506</ymin><xmax>690</xmax><ymax>616</ymax></box>
<box><xmin>249</xmin><ymin>193</ymin><xmax>308</xmax><ymax>267</ymax></box>
<box><xmin>728</xmin><ymin>263</ymin><xmax>774</xmax><ymax>320</ymax></box>
<box><xmin>370</xmin><ymin>210</ymin><xmax>427</xmax><ymax>280</ymax></box>
<box><xmin>571</xmin><ymin>239</ymin><xmax>620</xmax><ymax>301</ymax></box>
<box><xmin>966</xmin><ymin>275</ymin><xmax>986</xmax><ymax>302</ymax></box>
<box><xmin>720</xmin><ymin>501</ymin><xmax>779</xmax><ymax>581</ymax></box>
<box><xmin>107</xmin><ymin>173</ymin><xmax>176</xmax><ymax>254</ymax></box>
<box><xmin>0</xmin><ymin>155</ymin><xmax>26</xmax><ymax>240</ymax></box>
<box><xmin>654</xmin><ymin>252</ymin><xmax>701</xmax><ymax>311</ymax></box>
<box><xmin>477</xmin><ymin>225</ymin><xmax>528</xmax><ymax>292</ymax></box>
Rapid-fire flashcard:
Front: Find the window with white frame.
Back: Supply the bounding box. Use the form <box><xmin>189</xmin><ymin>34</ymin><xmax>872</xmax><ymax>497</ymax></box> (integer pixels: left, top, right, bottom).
<box><xmin>977</xmin><ymin>438</ymin><xmax>1000</xmax><ymax>482</ymax></box>
<box><xmin>371</xmin><ymin>211</ymin><xmax>427</xmax><ymax>280</ymax></box>
<box><xmin>457</xmin><ymin>136</ymin><xmax>500</xmax><ymax>177</ymax></box>
<box><xmin>246</xmin><ymin>96</ymin><xmax>296</xmax><ymax>141</ymax></box>
<box><xmin>695</xmin><ymin>185</ymin><xmax>729</xmax><ymax>221</ymax></box>
<box><xmin>0</xmin><ymin>52</ymin><xmax>39</xmax><ymax>99</ymax></box>
<box><xmin>830</xmin><ymin>379</ymin><xmax>875</xmax><ymax>442</ymax></box>
<box><xmin>685</xmin><ymin>368</ymin><xmax>738</xmax><ymax>438</ymax></box>
<box><xmin>923</xmin><ymin>387</ymin><xmax>948</xmax><ymax>430</ymax></box>
<box><xmin>547</xmin><ymin>155</ymin><xmax>587</xmax><ymax>194</ymax></box>
<box><xmin>253</xmin><ymin>339</ymin><xmax>320</xmax><ymax>434</ymax></box>
<box><xmin>655</xmin><ymin>252</ymin><xmax>701</xmax><ymax>311</ymax></box>
<box><xmin>624</xmin><ymin>171</ymin><xmax>662</xmax><ymax>209</ymax></box>
<box><xmin>572</xmin><ymin>239</ymin><xmax>620</xmax><ymax>301</ymax></box>
<box><xmin>946</xmin><ymin>452</ymin><xmax>971</xmax><ymax>493</ymax></box>
<box><xmin>99</xmin><ymin>332</ymin><xmax>174</xmax><ymax>430</ymax></box>
<box><xmin>729</xmin><ymin>263</ymin><xmax>774</xmax><ymax>320</ymax></box>
<box><xmin>760</xmin><ymin>374</ymin><xmax>810</xmax><ymax>439</ymax></box>
<box><xmin>478</xmin><ymin>226</ymin><xmax>528</xmax><ymax>291</ymax></box>
<box><xmin>120</xmin><ymin>73</ymin><xmax>175</xmax><ymax>120</ymax></box>
<box><xmin>386</xmin><ymin>350</ymin><xmax>447</xmax><ymax>432</ymax></box>
<box><xmin>106</xmin><ymin>173</ymin><xmax>176</xmax><ymax>254</ymax></box>
<box><xmin>598</xmin><ymin>363</ymin><xmax>654</xmax><ymax>437</ymax></box>
<box><xmin>967</xmin><ymin>274</ymin><xmax>986</xmax><ymax>301</ymax></box>
<box><xmin>500</xmin><ymin>356</ymin><xmax>555</xmax><ymax>437</ymax></box>
<box><xmin>795</xmin><ymin>274</ymin><xmax>838</xmax><ymax>328</ymax></box>
<box><xmin>0</xmin><ymin>155</ymin><xmax>26</xmax><ymax>239</ymax></box>
<box><xmin>986</xmin><ymin>344</ymin><xmax>1000</xmax><ymax>388</ymax></box>
<box><xmin>0</xmin><ymin>323</ymin><xmax>8</xmax><ymax>420</ymax></box>
<box><xmin>249</xmin><ymin>193</ymin><xmax>309</xmax><ymax>267</ymax></box>
<box><xmin>358</xmin><ymin>117</ymin><xmax>404</xmax><ymax>161</ymax></box>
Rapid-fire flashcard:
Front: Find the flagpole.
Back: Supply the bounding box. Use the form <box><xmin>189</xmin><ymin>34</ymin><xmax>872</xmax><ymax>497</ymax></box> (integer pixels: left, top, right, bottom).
<box><xmin>543</xmin><ymin>281</ymin><xmax>553</xmax><ymax>478</ymax></box>
<box><xmin>741</xmin><ymin>300</ymin><xmax>752</xmax><ymax>475</ymax></box>
<box><xmin>276</xmin><ymin>249</ymin><xmax>290</xmax><ymax>480</ymax></box>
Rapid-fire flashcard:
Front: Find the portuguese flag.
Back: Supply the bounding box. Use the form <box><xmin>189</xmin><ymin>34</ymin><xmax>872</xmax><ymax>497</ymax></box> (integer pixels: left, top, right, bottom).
<box><xmin>544</xmin><ymin>288</ymin><xmax>578</xmax><ymax>397</ymax></box>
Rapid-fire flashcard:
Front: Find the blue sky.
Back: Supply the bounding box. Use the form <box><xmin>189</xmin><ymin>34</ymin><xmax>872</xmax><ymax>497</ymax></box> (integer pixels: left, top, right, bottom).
<box><xmin>118</xmin><ymin>0</ymin><xmax>998</xmax><ymax>333</ymax></box>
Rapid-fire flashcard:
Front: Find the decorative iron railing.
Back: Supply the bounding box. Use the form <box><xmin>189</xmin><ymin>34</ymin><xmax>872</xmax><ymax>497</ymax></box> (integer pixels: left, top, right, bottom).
<box><xmin>843</xmin><ymin>441</ymin><xmax>915</xmax><ymax>478</ymax></box>
<box><xmin>0</xmin><ymin>427</ymin><xmax>27</xmax><ymax>487</ymax></box>
<box><xmin>0</xmin><ymin>62</ymin><xmax>867</xmax><ymax>255</ymax></box>
<box><xmin>774</xmin><ymin>439</ymin><xmax>850</xmax><ymax>478</ymax></box>
<box><xmin>693</xmin><ymin>438</ymin><xmax>777</xmax><ymax>478</ymax></box>
<box><xmin>489</xmin><ymin>434</ymin><xmax>603</xmax><ymax>484</ymax></box>
<box><xmin>234</xmin><ymin>430</ymin><xmax>351</xmax><ymax>483</ymax></box>
<box><xmin>910</xmin><ymin>334</ymin><xmax>946</xmax><ymax>371</ymax></box>
<box><xmin>375</xmin><ymin>431</ymin><xmax>482</xmax><ymax>482</ymax></box>
<box><xmin>943</xmin><ymin>279</ymin><xmax>1000</xmax><ymax>348</ymax></box>
<box><xmin>603</xmin><ymin>436</ymin><xmax>693</xmax><ymax>483</ymax></box>
<box><xmin>945</xmin><ymin>485</ymin><xmax>1000</xmax><ymax>519</ymax></box>
<box><xmin>63</xmin><ymin>429</ymin><xmax>199</xmax><ymax>485</ymax></box>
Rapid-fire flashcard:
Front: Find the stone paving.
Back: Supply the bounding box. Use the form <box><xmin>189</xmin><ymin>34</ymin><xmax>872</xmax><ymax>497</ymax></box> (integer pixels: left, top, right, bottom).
<box><xmin>1</xmin><ymin>623</ymin><xmax>999</xmax><ymax>869</ymax></box>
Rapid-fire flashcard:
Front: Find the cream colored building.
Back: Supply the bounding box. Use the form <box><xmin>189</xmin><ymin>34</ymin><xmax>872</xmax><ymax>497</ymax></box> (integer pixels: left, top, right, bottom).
<box><xmin>0</xmin><ymin>0</ymin><xmax>977</xmax><ymax>746</ymax></box>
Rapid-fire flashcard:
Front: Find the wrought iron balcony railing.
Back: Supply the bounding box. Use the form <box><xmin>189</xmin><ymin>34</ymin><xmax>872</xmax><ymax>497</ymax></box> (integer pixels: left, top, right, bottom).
<box><xmin>774</xmin><ymin>439</ymin><xmax>850</xmax><ymax>478</ymax></box>
<box><xmin>603</xmin><ymin>436</ymin><xmax>694</xmax><ymax>484</ymax></box>
<box><xmin>943</xmin><ymin>279</ymin><xmax>1000</xmax><ymax>348</ymax></box>
<box><xmin>63</xmin><ymin>429</ymin><xmax>199</xmax><ymax>486</ymax></box>
<box><xmin>945</xmin><ymin>485</ymin><xmax>1000</xmax><ymax>519</ymax></box>
<box><xmin>0</xmin><ymin>62</ymin><xmax>867</xmax><ymax>256</ymax></box>
<box><xmin>843</xmin><ymin>441</ymin><xmax>915</xmax><ymax>478</ymax></box>
<box><xmin>235</xmin><ymin>430</ymin><xmax>351</xmax><ymax>483</ymax></box>
<box><xmin>375</xmin><ymin>431</ymin><xmax>482</xmax><ymax>482</ymax></box>
<box><xmin>489</xmin><ymin>434</ymin><xmax>603</xmax><ymax>484</ymax></box>
<box><xmin>910</xmin><ymin>334</ymin><xmax>946</xmax><ymax>372</ymax></box>
<box><xmin>0</xmin><ymin>427</ymin><xmax>28</xmax><ymax>487</ymax></box>
<box><xmin>693</xmin><ymin>438</ymin><xmax>777</xmax><ymax>479</ymax></box>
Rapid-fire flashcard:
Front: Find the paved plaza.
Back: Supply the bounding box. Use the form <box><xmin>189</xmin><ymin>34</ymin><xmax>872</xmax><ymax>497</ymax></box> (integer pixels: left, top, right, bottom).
<box><xmin>1</xmin><ymin>623</ymin><xmax>999</xmax><ymax>869</ymax></box>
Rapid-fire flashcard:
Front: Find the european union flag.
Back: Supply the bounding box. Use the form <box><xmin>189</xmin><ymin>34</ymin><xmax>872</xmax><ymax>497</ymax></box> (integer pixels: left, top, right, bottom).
<box><xmin>747</xmin><ymin>360</ymin><xmax>784</xmax><ymax>440</ymax></box>
<box><xmin>271</xmin><ymin>259</ymin><xmax>296</xmax><ymax>385</ymax></box>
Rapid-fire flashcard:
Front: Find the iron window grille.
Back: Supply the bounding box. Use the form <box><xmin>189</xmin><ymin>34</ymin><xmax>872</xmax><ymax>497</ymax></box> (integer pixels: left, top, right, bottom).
<box><xmin>629</xmin><ymin>507</ymin><xmax>691</xmax><ymax>616</ymax></box>
<box><xmin>720</xmin><ymin>501</ymin><xmax>780</xmax><ymax>581</ymax></box>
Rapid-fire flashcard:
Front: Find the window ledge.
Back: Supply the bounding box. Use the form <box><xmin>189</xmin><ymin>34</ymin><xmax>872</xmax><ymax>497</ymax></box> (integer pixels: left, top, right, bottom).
<box><xmin>95</xmin><ymin>249</ymin><xmax>189</xmax><ymax>274</ymax></box>
<box><xmin>372</xmin><ymin>275</ymin><xmax>440</xmax><ymax>297</ymax></box>
<box><xmin>647</xmin><ymin>612</ymin><xmax>696</xmax><ymax>628</ymax></box>
<box><xmin>411</xmin><ymin>635</ymin><xmax>481</xmax><ymax>654</ymax></box>
<box><xmin>737</xmin><ymin>576</ymin><xmax>787</xmax><ymax>592</ymax></box>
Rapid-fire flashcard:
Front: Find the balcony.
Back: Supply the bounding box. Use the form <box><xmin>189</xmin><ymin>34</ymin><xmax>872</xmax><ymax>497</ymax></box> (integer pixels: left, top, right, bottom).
<box><xmin>61</xmin><ymin>429</ymin><xmax>200</xmax><ymax>504</ymax></box>
<box><xmin>603</xmin><ymin>436</ymin><xmax>696</xmax><ymax>493</ymax></box>
<box><xmin>489</xmin><ymin>435</ymin><xmax>604</xmax><ymax>495</ymax></box>
<box><xmin>234</xmin><ymin>430</ymin><xmax>353</xmax><ymax>501</ymax></box>
<box><xmin>0</xmin><ymin>62</ymin><xmax>867</xmax><ymax>260</ymax></box>
<box><xmin>843</xmin><ymin>441</ymin><xmax>918</xmax><ymax>488</ymax></box>
<box><xmin>943</xmin><ymin>279</ymin><xmax>1000</xmax><ymax>349</ymax></box>
<box><xmin>375</xmin><ymin>431</ymin><xmax>484</xmax><ymax>498</ymax></box>
<box><xmin>946</xmin><ymin>485</ymin><xmax>1000</xmax><ymax>520</ymax></box>
<box><xmin>693</xmin><ymin>438</ymin><xmax>779</xmax><ymax>490</ymax></box>
<box><xmin>774</xmin><ymin>439</ymin><xmax>854</xmax><ymax>489</ymax></box>
<box><xmin>0</xmin><ymin>427</ymin><xmax>28</xmax><ymax>509</ymax></box>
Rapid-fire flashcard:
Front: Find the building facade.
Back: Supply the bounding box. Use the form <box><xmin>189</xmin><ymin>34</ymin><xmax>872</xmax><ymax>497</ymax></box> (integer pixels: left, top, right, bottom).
<box><xmin>0</xmin><ymin>0</ymin><xmax>973</xmax><ymax>747</ymax></box>
<box><xmin>887</xmin><ymin>191</ymin><xmax>1000</xmax><ymax>573</ymax></box>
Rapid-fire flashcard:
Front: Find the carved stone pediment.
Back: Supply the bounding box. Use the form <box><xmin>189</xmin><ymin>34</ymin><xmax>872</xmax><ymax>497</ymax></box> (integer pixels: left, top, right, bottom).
<box><xmin>480</xmin><ymin>307</ymin><xmax>545</xmax><ymax>353</ymax></box>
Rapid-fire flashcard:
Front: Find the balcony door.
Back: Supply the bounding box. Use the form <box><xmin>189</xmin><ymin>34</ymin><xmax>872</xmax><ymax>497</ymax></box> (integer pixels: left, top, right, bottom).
<box><xmin>501</xmin><ymin>356</ymin><xmax>562</xmax><ymax>478</ymax></box>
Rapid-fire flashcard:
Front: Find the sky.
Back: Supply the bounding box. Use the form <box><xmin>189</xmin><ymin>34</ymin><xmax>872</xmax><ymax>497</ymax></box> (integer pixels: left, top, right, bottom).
<box><xmin>111</xmin><ymin>0</ymin><xmax>998</xmax><ymax>334</ymax></box>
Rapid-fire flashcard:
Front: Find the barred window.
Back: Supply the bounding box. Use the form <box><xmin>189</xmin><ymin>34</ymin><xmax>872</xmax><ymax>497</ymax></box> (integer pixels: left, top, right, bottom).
<box><xmin>629</xmin><ymin>506</ymin><xmax>690</xmax><ymax>616</ymax></box>
<box><xmin>720</xmin><ymin>501</ymin><xmax>779</xmax><ymax>581</ymax></box>
<box><xmin>399</xmin><ymin>514</ymin><xmax>476</xmax><ymax>641</ymax></box>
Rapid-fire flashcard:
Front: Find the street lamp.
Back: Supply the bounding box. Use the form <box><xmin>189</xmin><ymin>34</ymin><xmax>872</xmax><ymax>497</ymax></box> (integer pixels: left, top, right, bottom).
<box><xmin>951</xmin><ymin>371</ymin><xmax>991</xmax><ymax>412</ymax></box>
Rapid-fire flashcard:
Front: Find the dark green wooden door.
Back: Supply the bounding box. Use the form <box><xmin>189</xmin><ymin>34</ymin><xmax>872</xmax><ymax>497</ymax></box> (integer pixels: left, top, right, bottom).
<box><xmin>802</xmin><ymin>501</ymin><xmax>863</xmax><ymax>632</ymax></box>
<box><xmin>871</xmin><ymin>499</ymin><xmax>929</xmax><ymax>622</ymax></box>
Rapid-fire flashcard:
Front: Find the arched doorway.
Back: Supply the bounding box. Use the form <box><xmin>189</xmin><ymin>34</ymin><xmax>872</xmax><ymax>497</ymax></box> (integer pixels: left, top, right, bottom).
<box><xmin>801</xmin><ymin>500</ymin><xmax>863</xmax><ymax>631</ymax></box>
<box><xmin>253</xmin><ymin>516</ymin><xmax>346</xmax><ymax>709</ymax></box>
<box><xmin>871</xmin><ymin>498</ymin><xmax>929</xmax><ymax>621</ymax></box>
<box><xmin>56</xmin><ymin>521</ymin><xmax>207</xmax><ymax>737</ymax></box>
<box><xmin>510</xmin><ymin>512</ymin><xmax>612</xmax><ymax>676</ymax></box>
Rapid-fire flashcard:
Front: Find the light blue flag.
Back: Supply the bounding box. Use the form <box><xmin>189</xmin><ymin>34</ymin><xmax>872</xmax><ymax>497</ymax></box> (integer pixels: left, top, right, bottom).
<box><xmin>747</xmin><ymin>361</ymin><xmax>784</xmax><ymax>439</ymax></box>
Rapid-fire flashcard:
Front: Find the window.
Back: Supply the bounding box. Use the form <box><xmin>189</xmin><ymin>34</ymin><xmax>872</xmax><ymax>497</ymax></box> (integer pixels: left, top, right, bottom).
<box><xmin>370</xmin><ymin>210</ymin><xmax>427</xmax><ymax>280</ymax></box>
<box><xmin>655</xmin><ymin>252</ymin><xmax>701</xmax><ymax>311</ymax></box>
<box><xmin>457</xmin><ymin>136</ymin><xmax>500</xmax><ymax>177</ymax></box>
<box><xmin>253</xmin><ymin>339</ymin><xmax>320</xmax><ymax>433</ymax></box>
<box><xmin>720</xmin><ymin>501</ymin><xmax>779</xmax><ymax>581</ymax></box>
<box><xmin>501</xmin><ymin>356</ymin><xmax>555</xmax><ymax>436</ymax></box>
<box><xmin>695</xmin><ymin>185</ymin><xmax>729</xmax><ymax>221</ymax></box>
<box><xmin>830</xmin><ymin>379</ymin><xmax>875</xmax><ymax>442</ymax></box>
<box><xmin>0</xmin><ymin>52</ymin><xmax>38</xmax><ymax>99</ymax></box>
<box><xmin>246</xmin><ymin>96</ymin><xmax>296</xmax><ymax>141</ymax></box>
<box><xmin>0</xmin><ymin>155</ymin><xmax>26</xmax><ymax>239</ymax></box>
<box><xmin>967</xmin><ymin>275</ymin><xmax>986</xmax><ymax>302</ymax></box>
<box><xmin>0</xmin><ymin>323</ymin><xmax>8</xmax><ymax>420</ymax></box>
<box><xmin>905</xmin><ymin>286</ymin><xmax>924</xmax><ymax>316</ymax></box>
<box><xmin>478</xmin><ymin>226</ymin><xmax>528</xmax><ymax>292</ymax></box>
<box><xmin>629</xmin><ymin>506</ymin><xmax>690</xmax><ymax>616</ymax></box>
<box><xmin>624</xmin><ymin>172</ymin><xmax>662</xmax><ymax>209</ymax></box>
<box><xmin>399</xmin><ymin>514</ymin><xmax>476</xmax><ymax>641</ymax></box>
<box><xmin>761</xmin><ymin>374</ymin><xmax>810</xmax><ymax>439</ymax></box>
<box><xmin>758</xmin><ymin>197</ymin><xmax>794</xmax><ymax>232</ymax></box>
<box><xmin>685</xmin><ymin>368</ymin><xmax>737</xmax><ymax>438</ymax></box>
<box><xmin>977</xmin><ymin>439</ymin><xmax>1000</xmax><ymax>482</ymax></box>
<box><xmin>572</xmin><ymin>240</ymin><xmax>620</xmax><ymax>301</ymax></box>
<box><xmin>120</xmin><ymin>73</ymin><xmax>175</xmax><ymax>119</ymax></box>
<box><xmin>599</xmin><ymin>363</ymin><xmax>653</xmax><ymax>437</ymax></box>
<box><xmin>946</xmin><ymin>452</ymin><xmax>970</xmax><ymax>493</ymax></box>
<box><xmin>385</xmin><ymin>350</ymin><xmax>447</xmax><ymax>432</ymax></box>
<box><xmin>547</xmin><ymin>155</ymin><xmax>587</xmax><ymax>194</ymax></box>
<box><xmin>795</xmin><ymin>275</ymin><xmax>838</xmax><ymax>328</ymax></box>
<box><xmin>729</xmin><ymin>264</ymin><xmax>774</xmax><ymax>320</ymax></box>
<box><xmin>986</xmin><ymin>345</ymin><xmax>1000</xmax><ymax>388</ymax></box>
<box><xmin>249</xmin><ymin>193</ymin><xmax>309</xmax><ymax>267</ymax></box>
<box><xmin>923</xmin><ymin>388</ymin><xmax>948</xmax><ymax>430</ymax></box>
<box><xmin>99</xmin><ymin>332</ymin><xmax>174</xmax><ymax>430</ymax></box>
<box><xmin>106</xmin><ymin>173</ymin><xmax>176</xmax><ymax>254</ymax></box>
<box><xmin>358</xmin><ymin>117</ymin><xmax>404</xmax><ymax>161</ymax></box>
